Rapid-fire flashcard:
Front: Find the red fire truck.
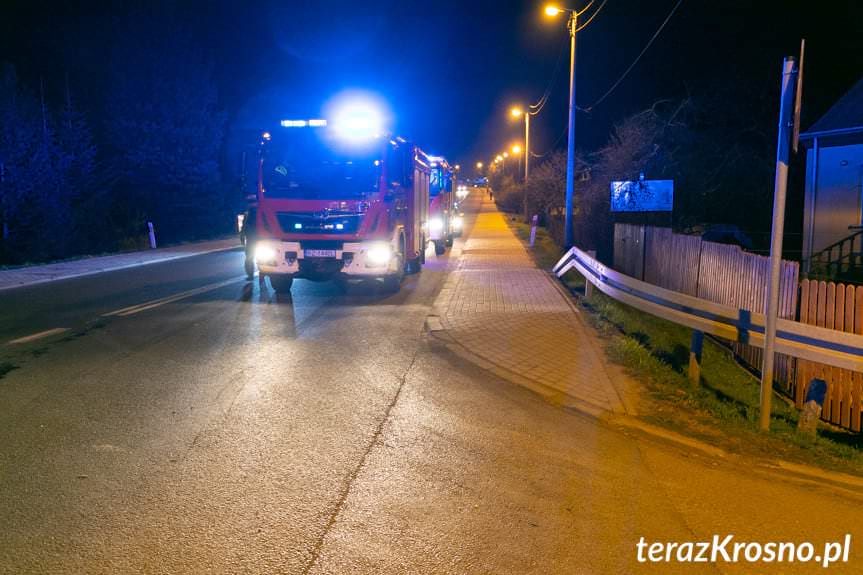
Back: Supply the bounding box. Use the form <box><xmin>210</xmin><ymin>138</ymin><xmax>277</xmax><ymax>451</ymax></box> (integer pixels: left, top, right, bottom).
<box><xmin>251</xmin><ymin>118</ymin><xmax>430</xmax><ymax>293</ymax></box>
<box><xmin>427</xmin><ymin>156</ymin><xmax>456</xmax><ymax>256</ymax></box>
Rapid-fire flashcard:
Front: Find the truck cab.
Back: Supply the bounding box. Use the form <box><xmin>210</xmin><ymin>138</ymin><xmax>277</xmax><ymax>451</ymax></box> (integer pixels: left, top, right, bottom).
<box><xmin>252</xmin><ymin>123</ymin><xmax>429</xmax><ymax>292</ymax></box>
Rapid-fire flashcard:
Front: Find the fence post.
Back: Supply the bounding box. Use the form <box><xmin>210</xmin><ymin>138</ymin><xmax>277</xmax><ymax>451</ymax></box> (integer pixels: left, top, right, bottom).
<box><xmin>529</xmin><ymin>214</ymin><xmax>538</xmax><ymax>248</ymax></box>
<box><xmin>688</xmin><ymin>330</ymin><xmax>704</xmax><ymax>385</ymax></box>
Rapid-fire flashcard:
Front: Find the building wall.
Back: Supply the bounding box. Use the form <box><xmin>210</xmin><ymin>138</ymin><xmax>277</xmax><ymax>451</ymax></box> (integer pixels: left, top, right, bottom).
<box><xmin>803</xmin><ymin>142</ymin><xmax>863</xmax><ymax>261</ymax></box>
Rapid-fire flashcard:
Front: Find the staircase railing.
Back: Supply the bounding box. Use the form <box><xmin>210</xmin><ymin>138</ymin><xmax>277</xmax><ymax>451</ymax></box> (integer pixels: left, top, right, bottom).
<box><xmin>807</xmin><ymin>227</ymin><xmax>863</xmax><ymax>279</ymax></box>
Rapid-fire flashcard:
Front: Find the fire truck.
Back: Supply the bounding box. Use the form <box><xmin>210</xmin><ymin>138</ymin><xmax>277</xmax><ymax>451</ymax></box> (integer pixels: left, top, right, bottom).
<box><xmin>427</xmin><ymin>156</ymin><xmax>458</xmax><ymax>255</ymax></box>
<box><xmin>251</xmin><ymin>117</ymin><xmax>430</xmax><ymax>293</ymax></box>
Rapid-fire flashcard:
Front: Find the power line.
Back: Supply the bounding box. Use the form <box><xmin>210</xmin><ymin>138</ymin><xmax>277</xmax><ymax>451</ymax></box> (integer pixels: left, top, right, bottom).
<box><xmin>530</xmin><ymin>124</ymin><xmax>568</xmax><ymax>158</ymax></box>
<box><xmin>582</xmin><ymin>0</ymin><xmax>685</xmax><ymax>112</ymax></box>
<box><xmin>574</xmin><ymin>0</ymin><xmax>609</xmax><ymax>33</ymax></box>
<box><xmin>576</xmin><ymin>0</ymin><xmax>596</xmax><ymax>17</ymax></box>
<box><xmin>531</xmin><ymin>35</ymin><xmax>567</xmax><ymax>114</ymax></box>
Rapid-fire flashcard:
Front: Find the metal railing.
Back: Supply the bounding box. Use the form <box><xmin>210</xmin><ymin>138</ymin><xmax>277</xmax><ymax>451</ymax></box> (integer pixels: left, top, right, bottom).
<box><xmin>554</xmin><ymin>246</ymin><xmax>863</xmax><ymax>373</ymax></box>
<box><xmin>807</xmin><ymin>228</ymin><xmax>863</xmax><ymax>280</ymax></box>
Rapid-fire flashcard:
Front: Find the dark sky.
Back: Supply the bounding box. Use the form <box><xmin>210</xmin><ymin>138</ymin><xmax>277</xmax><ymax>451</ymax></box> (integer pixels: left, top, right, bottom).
<box><xmin>2</xmin><ymin>0</ymin><xmax>862</xmax><ymax>170</ymax></box>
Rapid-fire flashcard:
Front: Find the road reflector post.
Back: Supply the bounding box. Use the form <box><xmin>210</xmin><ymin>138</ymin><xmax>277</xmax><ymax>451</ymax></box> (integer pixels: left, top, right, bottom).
<box><xmin>688</xmin><ymin>330</ymin><xmax>704</xmax><ymax>385</ymax></box>
<box><xmin>797</xmin><ymin>378</ymin><xmax>826</xmax><ymax>436</ymax></box>
<box><xmin>147</xmin><ymin>221</ymin><xmax>157</xmax><ymax>250</ymax></box>
<box><xmin>529</xmin><ymin>214</ymin><xmax>538</xmax><ymax>248</ymax></box>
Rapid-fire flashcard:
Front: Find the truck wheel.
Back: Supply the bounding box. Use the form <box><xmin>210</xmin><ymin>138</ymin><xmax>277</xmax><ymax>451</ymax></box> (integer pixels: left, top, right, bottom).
<box><xmin>384</xmin><ymin>249</ymin><xmax>405</xmax><ymax>292</ymax></box>
<box><xmin>334</xmin><ymin>276</ymin><xmax>349</xmax><ymax>292</ymax></box>
<box><xmin>434</xmin><ymin>240</ymin><xmax>446</xmax><ymax>256</ymax></box>
<box><xmin>445</xmin><ymin>235</ymin><xmax>454</xmax><ymax>247</ymax></box>
<box><xmin>382</xmin><ymin>273</ymin><xmax>402</xmax><ymax>293</ymax></box>
<box><xmin>269</xmin><ymin>275</ymin><xmax>293</xmax><ymax>293</ymax></box>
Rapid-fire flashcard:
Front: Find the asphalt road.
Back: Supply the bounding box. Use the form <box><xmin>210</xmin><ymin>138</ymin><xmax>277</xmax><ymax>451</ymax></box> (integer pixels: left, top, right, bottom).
<box><xmin>1</xmin><ymin>202</ymin><xmax>862</xmax><ymax>574</ymax></box>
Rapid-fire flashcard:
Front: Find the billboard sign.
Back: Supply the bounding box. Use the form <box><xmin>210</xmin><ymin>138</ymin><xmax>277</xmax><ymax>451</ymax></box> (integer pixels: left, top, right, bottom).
<box><xmin>610</xmin><ymin>179</ymin><xmax>673</xmax><ymax>212</ymax></box>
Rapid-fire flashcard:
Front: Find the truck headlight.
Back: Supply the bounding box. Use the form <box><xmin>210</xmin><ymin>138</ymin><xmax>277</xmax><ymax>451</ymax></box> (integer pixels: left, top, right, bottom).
<box><xmin>452</xmin><ymin>216</ymin><xmax>463</xmax><ymax>229</ymax></box>
<box><xmin>366</xmin><ymin>244</ymin><xmax>392</xmax><ymax>266</ymax></box>
<box><xmin>254</xmin><ymin>243</ymin><xmax>278</xmax><ymax>265</ymax></box>
<box><xmin>429</xmin><ymin>218</ymin><xmax>444</xmax><ymax>232</ymax></box>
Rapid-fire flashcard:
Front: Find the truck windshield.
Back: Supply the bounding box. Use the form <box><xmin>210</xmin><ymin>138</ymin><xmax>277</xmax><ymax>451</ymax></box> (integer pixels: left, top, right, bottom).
<box><xmin>430</xmin><ymin>167</ymin><xmax>450</xmax><ymax>197</ymax></box>
<box><xmin>261</xmin><ymin>130</ymin><xmax>381</xmax><ymax>200</ymax></box>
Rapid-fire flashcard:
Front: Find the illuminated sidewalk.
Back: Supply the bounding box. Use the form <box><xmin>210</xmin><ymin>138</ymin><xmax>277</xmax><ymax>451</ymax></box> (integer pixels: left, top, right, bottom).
<box><xmin>0</xmin><ymin>238</ymin><xmax>240</xmax><ymax>291</ymax></box>
<box><xmin>434</xmin><ymin>194</ymin><xmax>625</xmax><ymax>414</ymax></box>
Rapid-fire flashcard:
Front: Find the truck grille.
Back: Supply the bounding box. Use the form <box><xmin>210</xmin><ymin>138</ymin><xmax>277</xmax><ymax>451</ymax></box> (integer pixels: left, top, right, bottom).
<box><xmin>276</xmin><ymin>212</ymin><xmax>361</xmax><ymax>235</ymax></box>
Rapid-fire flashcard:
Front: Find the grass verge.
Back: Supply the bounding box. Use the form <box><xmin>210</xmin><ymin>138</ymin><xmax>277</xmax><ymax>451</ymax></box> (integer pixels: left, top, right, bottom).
<box><xmin>505</xmin><ymin>215</ymin><xmax>863</xmax><ymax>475</ymax></box>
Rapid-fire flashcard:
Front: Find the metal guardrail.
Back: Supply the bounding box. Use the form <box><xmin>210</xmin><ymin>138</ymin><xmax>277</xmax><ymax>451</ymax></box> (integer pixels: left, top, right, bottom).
<box><xmin>554</xmin><ymin>246</ymin><xmax>863</xmax><ymax>373</ymax></box>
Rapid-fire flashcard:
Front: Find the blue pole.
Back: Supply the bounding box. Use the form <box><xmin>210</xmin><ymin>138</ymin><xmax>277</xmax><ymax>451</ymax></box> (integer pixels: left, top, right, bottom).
<box><xmin>563</xmin><ymin>11</ymin><xmax>577</xmax><ymax>247</ymax></box>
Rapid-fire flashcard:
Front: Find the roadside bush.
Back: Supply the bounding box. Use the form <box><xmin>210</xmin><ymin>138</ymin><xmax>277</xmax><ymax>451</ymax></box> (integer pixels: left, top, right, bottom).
<box><xmin>491</xmin><ymin>174</ymin><xmax>523</xmax><ymax>214</ymax></box>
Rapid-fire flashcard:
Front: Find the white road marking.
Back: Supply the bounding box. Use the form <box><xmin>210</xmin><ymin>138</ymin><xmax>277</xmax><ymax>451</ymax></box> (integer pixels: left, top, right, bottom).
<box><xmin>103</xmin><ymin>276</ymin><xmax>245</xmax><ymax>317</ymax></box>
<box><xmin>7</xmin><ymin>327</ymin><xmax>70</xmax><ymax>345</ymax></box>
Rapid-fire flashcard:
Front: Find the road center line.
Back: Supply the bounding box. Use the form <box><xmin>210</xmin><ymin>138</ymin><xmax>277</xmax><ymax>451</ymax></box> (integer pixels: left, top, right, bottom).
<box><xmin>7</xmin><ymin>327</ymin><xmax>70</xmax><ymax>345</ymax></box>
<box><xmin>103</xmin><ymin>276</ymin><xmax>246</xmax><ymax>317</ymax></box>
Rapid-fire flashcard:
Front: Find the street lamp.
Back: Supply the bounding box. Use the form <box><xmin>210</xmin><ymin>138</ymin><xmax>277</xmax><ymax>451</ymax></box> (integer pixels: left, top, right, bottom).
<box><xmin>509</xmin><ymin>107</ymin><xmax>534</xmax><ymax>184</ymax></box>
<box><xmin>544</xmin><ymin>3</ymin><xmax>578</xmax><ymax>246</ymax></box>
<box><xmin>511</xmin><ymin>145</ymin><xmax>522</xmax><ymax>179</ymax></box>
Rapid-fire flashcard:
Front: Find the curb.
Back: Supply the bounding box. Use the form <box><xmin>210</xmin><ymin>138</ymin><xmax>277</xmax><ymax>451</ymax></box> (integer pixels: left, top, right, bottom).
<box><xmin>426</xmin><ymin>321</ymin><xmax>612</xmax><ymax>420</ymax></box>
<box><xmin>608</xmin><ymin>415</ymin><xmax>863</xmax><ymax>497</ymax></box>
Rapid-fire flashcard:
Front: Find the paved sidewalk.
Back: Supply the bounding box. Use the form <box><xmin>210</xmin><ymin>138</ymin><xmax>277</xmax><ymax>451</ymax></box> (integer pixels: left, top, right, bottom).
<box><xmin>0</xmin><ymin>237</ymin><xmax>240</xmax><ymax>291</ymax></box>
<box><xmin>434</xmin><ymin>193</ymin><xmax>625</xmax><ymax>414</ymax></box>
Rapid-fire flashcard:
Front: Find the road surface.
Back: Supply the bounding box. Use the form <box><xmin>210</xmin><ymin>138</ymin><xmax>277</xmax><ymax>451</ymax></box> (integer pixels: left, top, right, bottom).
<box><xmin>1</xmin><ymin>197</ymin><xmax>861</xmax><ymax>574</ymax></box>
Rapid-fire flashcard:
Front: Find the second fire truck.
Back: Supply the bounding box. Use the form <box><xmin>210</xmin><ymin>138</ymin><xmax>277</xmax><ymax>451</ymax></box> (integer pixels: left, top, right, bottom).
<box><xmin>427</xmin><ymin>156</ymin><xmax>456</xmax><ymax>256</ymax></box>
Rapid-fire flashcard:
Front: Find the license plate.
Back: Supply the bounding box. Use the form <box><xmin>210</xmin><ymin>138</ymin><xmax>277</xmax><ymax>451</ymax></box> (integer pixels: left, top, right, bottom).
<box><xmin>304</xmin><ymin>249</ymin><xmax>337</xmax><ymax>258</ymax></box>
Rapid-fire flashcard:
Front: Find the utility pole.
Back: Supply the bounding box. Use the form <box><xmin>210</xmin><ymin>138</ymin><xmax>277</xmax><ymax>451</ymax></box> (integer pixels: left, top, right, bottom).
<box><xmin>760</xmin><ymin>56</ymin><xmax>798</xmax><ymax>431</ymax></box>
<box><xmin>523</xmin><ymin>112</ymin><xmax>531</xmax><ymax>218</ymax></box>
<box><xmin>524</xmin><ymin>111</ymin><xmax>530</xmax><ymax>182</ymax></box>
<box><xmin>563</xmin><ymin>9</ymin><xmax>577</xmax><ymax>247</ymax></box>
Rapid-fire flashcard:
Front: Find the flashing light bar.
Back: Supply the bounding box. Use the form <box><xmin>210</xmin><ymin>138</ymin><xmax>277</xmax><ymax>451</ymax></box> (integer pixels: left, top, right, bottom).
<box><xmin>280</xmin><ymin>119</ymin><xmax>328</xmax><ymax>128</ymax></box>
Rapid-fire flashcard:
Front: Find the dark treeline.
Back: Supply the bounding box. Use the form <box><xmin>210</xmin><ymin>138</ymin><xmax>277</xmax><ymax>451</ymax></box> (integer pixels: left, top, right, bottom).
<box><xmin>0</xmin><ymin>12</ymin><xmax>231</xmax><ymax>265</ymax></box>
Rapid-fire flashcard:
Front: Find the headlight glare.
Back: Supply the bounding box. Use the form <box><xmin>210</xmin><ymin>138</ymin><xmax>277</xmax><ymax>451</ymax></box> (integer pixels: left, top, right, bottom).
<box><xmin>429</xmin><ymin>218</ymin><xmax>444</xmax><ymax>232</ymax></box>
<box><xmin>366</xmin><ymin>244</ymin><xmax>392</xmax><ymax>266</ymax></box>
<box><xmin>254</xmin><ymin>243</ymin><xmax>278</xmax><ymax>265</ymax></box>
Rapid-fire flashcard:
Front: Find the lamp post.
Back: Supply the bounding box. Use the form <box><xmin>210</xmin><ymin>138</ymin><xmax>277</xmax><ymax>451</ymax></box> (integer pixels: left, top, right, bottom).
<box><xmin>511</xmin><ymin>144</ymin><xmax>523</xmax><ymax>181</ymax></box>
<box><xmin>545</xmin><ymin>4</ymin><xmax>578</xmax><ymax>246</ymax></box>
<box><xmin>510</xmin><ymin>107</ymin><xmax>535</xmax><ymax>183</ymax></box>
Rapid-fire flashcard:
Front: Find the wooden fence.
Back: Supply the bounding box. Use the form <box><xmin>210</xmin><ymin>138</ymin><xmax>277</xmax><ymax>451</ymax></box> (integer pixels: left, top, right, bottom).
<box><xmin>697</xmin><ymin>241</ymin><xmax>800</xmax><ymax>390</ymax></box>
<box><xmin>613</xmin><ymin>223</ymin><xmax>799</xmax><ymax>397</ymax></box>
<box><xmin>797</xmin><ymin>279</ymin><xmax>863</xmax><ymax>431</ymax></box>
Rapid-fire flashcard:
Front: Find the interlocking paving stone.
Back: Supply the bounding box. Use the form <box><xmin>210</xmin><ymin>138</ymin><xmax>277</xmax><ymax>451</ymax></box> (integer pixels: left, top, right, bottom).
<box><xmin>435</xmin><ymin>194</ymin><xmax>623</xmax><ymax>413</ymax></box>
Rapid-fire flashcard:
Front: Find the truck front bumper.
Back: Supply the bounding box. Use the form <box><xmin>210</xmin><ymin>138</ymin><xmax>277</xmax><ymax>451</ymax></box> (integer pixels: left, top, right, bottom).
<box><xmin>254</xmin><ymin>240</ymin><xmax>399</xmax><ymax>279</ymax></box>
